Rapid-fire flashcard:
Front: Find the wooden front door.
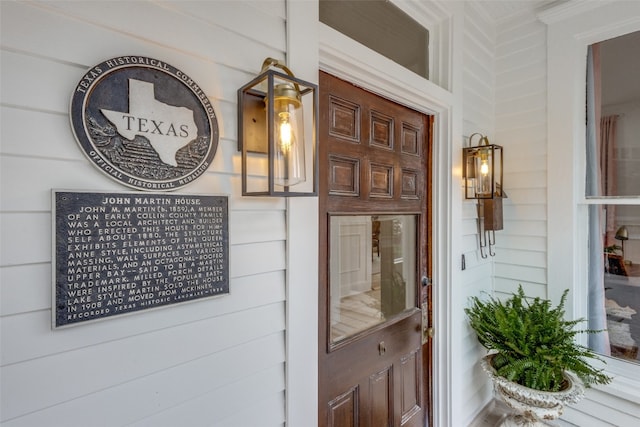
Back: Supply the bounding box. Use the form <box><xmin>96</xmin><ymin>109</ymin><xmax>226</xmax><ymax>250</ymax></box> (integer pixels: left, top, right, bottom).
<box><xmin>319</xmin><ymin>72</ymin><xmax>433</xmax><ymax>427</ymax></box>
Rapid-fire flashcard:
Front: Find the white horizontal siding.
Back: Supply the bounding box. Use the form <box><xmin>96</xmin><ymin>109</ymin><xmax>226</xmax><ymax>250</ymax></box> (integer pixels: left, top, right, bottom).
<box><xmin>459</xmin><ymin>2</ymin><xmax>497</xmax><ymax>424</ymax></box>
<box><xmin>128</xmin><ymin>355</ymin><xmax>287</xmax><ymax>427</ymax></box>
<box><xmin>495</xmin><ymin>91</ymin><xmax>547</xmax><ymax>118</ymax></box>
<box><xmin>2</xmin><ymin>336</ymin><xmax>285</xmax><ymax>427</ymax></box>
<box><xmin>502</xmin><ymin>189</ymin><xmax>546</xmax><ymax>207</ymax></box>
<box><xmin>1</xmin><ymin>267</ymin><xmax>286</xmax><ymax>363</ymax></box>
<box><xmin>463</xmin><ymin>1</ymin><xmax>494</xmax><ymax>133</ymax></box>
<box><xmin>2</xmin><ymin>302</ymin><xmax>285</xmax><ymax>419</ymax></box>
<box><xmin>215</xmin><ymin>391</ymin><xmax>286</xmax><ymax>427</ymax></box>
<box><xmin>564</xmin><ymin>383</ymin><xmax>640</xmax><ymax>427</ymax></box>
<box><xmin>498</xmin><ymin>233</ymin><xmax>546</xmax><ymax>252</ymax></box>
<box><xmin>494</xmin><ymin>247</ymin><xmax>546</xmax><ymax>269</ymax></box>
<box><xmin>0</xmin><ymin>2</ymin><xmax>289</xmax><ymax>427</ymax></box>
<box><xmin>504</xmin><ymin>170</ymin><xmax>547</xmax><ymax>191</ymax></box>
<box><xmin>1</xmin><ymin>107</ymin><xmax>80</xmax><ymax>160</ymax></box>
<box><xmin>496</xmin><ymin>80</ymin><xmax>547</xmax><ymax>120</ymax></box>
<box><xmin>494</xmin><ymin>277</ymin><xmax>547</xmax><ymax>299</ymax></box>
<box><xmin>494</xmin><ymin>7</ymin><xmax>548</xmax><ymax>304</ymax></box>
<box><xmin>494</xmin><ymin>262</ymin><xmax>546</xmax><ymax>284</ymax></box>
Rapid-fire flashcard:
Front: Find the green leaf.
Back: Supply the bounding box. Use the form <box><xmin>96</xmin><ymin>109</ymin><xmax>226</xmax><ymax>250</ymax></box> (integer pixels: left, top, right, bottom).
<box><xmin>465</xmin><ymin>285</ymin><xmax>612</xmax><ymax>390</ymax></box>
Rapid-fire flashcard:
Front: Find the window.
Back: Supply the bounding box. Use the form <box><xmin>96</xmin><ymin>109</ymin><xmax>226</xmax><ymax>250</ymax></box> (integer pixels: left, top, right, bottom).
<box><xmin>543</xmin><ymin>3</ymin><xmax>640</xmax><ymax>422</ymax></box>
<box><xmin>319</xmin><ymin>0</ymin><xmax>429</xmax><ymax>79</ymax></box>
<box><xmin>585</xmin><ymin>32</ymin><xmax>640</xmax><ymax>364</ymax></box>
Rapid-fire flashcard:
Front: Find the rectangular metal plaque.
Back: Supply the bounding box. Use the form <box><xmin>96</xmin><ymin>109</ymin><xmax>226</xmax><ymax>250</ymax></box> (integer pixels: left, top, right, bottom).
<box><xmin>53</xmin><ymin>191</ymin><xmax>229</xmax><ymax>328</ymax></box>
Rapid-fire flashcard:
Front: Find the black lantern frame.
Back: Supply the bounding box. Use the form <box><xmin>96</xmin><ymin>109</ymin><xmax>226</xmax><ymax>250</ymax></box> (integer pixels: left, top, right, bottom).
<box><xmin>463</xmin><ymin>133</ymin><xmax>506</xmax><ymax>258</ymax></box>
<box><xmin>237</xmin><ymin>60</ymin><xmax>318</xmax><ymax>197</ymax></box>
<box><xmin>462</xmin><ymin>133</ymin><xmax>503</xmax><ymax>200</ymax></box>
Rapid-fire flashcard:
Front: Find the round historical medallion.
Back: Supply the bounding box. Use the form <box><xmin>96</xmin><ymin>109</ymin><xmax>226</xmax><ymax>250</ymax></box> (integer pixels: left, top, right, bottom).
<box><xmin>70</xmin><ymin>56</ymin><xmax>219</xmax><ymax>191</ymax></box>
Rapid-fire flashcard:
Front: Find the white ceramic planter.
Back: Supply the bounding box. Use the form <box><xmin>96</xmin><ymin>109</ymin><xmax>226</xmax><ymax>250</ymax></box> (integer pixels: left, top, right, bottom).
<box><xmin>481</xmin><ymin>354</ymin><xmax>585</xmax><ymax>427</ymax></box>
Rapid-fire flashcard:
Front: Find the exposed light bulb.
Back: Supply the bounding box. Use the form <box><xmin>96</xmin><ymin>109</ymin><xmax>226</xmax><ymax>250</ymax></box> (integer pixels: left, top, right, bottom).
<box><xmin>477</xmin><ymin>154</ymin><xmax>491</xmax><ymax>195</ymax></box>
<box><xmin>278</xmin><ymin>112</ymin><xmax>292</xmax><ymax>152</ymax></box>
<box><xmin>480</xmin><ymin>160</ymin><xmax>489</xmax><ymax>176</ymax></box>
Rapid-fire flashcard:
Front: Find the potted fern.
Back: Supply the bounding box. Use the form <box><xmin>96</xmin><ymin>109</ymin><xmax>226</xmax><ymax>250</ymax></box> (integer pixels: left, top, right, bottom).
<box><xmin>465</xmin><ymin>286</ymin><xmax>612</xmax><ymax>426</ymax></box>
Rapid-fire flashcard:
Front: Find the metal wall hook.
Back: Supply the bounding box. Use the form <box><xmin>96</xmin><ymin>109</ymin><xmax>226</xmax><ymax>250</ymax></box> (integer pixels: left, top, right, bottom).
<box><xmin>476</xmin><ymin>201</ymin><xmax>497</xmax><ymax>258</ymax></box>
<box><xmin>487</xmin><ymin>230</ymin><xmax>496</xmax><ymax>257</ymax></box>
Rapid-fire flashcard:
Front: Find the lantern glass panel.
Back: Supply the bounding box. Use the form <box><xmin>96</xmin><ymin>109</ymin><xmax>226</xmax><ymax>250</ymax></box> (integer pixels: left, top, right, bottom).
<box><xmin>239</xmin><ymin>69</ymin><xmax>318</xmax><ymax>196</ymax></box>
<box><xmin>463</xmin><ymin>144</ymin><xmax>503</xmax><ymax>199</ymax></box>
<box><xmin>272</xmin><ymin>83</ymin><xmax>306</xmax><ymax>186</ymax></box>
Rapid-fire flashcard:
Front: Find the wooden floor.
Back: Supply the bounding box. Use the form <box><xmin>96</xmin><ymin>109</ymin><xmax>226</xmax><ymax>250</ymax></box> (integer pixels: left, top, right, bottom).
<box><xmin>330</xmin><ymin>254</ymin><xmax>383</xmax><ymax>342</ymax></box>
<box><xmin>330</xmin><ymin>286</ymin><xmax>383</xmax><ymax>342</ymax></box>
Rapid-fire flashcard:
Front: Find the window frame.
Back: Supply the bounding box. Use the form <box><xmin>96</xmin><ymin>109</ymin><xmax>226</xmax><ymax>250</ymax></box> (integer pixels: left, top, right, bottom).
<box><xmin>319</xmin><ymin>0</ymin><xmax>430</xmax><ymax>80</ymax></box>
<box><xmin>541</xmin><ymin>0</ymin><xmax>640</xmax><ymax>392</ymax></box>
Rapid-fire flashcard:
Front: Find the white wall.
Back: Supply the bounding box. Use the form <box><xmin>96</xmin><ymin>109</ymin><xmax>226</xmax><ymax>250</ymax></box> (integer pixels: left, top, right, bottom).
<box><xmin>457</xmin><ymin>1</ymin><xmax>498</xmax><ymax>422</ymax></box>
<box><xmin>494</xmin><ymin>7</ymin><xmax>549</xmax><ymax>302</ymax></box>
<box><xmin>1</xmin><ymin>1</ymin><xmax>290</xmax><ymax>426</ymax></box>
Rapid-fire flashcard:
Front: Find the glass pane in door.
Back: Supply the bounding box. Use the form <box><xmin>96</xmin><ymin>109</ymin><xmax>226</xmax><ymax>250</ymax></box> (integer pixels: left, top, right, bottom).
<box><xmin>329</xmin><ymin>215</ymin><xmax>417</xmax><ymax>344</ymax></box>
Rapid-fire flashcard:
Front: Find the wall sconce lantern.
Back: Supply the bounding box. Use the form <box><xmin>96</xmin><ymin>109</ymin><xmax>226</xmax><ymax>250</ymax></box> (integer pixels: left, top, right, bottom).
<box><xmin>463</xmin><ymin>133</ymin><xmax>503</xmax><ymax>200</ymax></box>
<box><xmin>463</xmin><ymin>133</ymin><xmax>505</xmax><ymax>258</ymax></box>
<box><xmin>237</xmin><ymin>57</ymin><xmax>318</xmax><ymax>197</ymax></box>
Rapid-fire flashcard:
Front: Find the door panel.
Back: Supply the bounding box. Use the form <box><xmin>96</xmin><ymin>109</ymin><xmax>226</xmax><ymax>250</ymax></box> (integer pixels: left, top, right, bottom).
<box><xmin>319</xmin><ymin>72</ymin><xmax>432</xmax><ymax>427</ymax></box>
<box><xmin>329</xmin><ymin>387</ymin><xmax>358</xmax><ymax>427</ymax></box>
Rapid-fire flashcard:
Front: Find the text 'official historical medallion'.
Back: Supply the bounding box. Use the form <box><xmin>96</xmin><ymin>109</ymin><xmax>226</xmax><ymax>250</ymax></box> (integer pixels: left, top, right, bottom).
<box><xmin>70</xmin><ymin>56</ymin><xmax>219</xmax><ymax>191</ymax></box>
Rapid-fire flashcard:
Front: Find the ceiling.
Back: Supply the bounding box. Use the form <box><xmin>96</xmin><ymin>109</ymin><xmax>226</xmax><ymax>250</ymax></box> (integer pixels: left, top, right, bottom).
<box><xmin>474</xmin><ymin>1</ymin><xmax>639</xmax><ymax>107</ymax></box>
<box><xmin>476</xmin><ymin>0</ymin><xmax>557</xmax><ymax>22</ymax></box>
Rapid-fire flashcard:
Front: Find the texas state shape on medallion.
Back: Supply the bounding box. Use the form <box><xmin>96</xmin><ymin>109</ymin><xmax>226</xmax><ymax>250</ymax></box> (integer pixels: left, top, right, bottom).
<box><xmin>101</xmin><ymin>79</ymin><xmax>197</xmax><ymax>166</ymax></box>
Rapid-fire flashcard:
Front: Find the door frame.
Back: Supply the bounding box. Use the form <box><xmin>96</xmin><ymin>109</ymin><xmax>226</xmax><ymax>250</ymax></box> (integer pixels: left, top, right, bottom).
<box><xmin>319</xmin><ymin>18</ymin><xmax>458</xmax><ymax>427</ymax></box>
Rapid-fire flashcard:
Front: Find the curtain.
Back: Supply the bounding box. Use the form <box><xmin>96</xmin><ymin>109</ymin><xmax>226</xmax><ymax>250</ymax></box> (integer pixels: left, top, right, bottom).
<box><xmin>601</xmin><ymin>115</ymin><xmax>619</xmax><ymax>244</ymax></box>
<box><xmin>586</xmin><ymin>45</ymin><xmax>611</xmax><ymax>355</ymax></box>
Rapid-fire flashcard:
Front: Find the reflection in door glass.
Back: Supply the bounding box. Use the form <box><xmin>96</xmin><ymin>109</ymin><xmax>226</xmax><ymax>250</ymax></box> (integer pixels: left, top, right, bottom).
<box><xmin>329</xmin><ymin>215</ymin><xmax>416</xmax><ymax>344</ymax></box>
